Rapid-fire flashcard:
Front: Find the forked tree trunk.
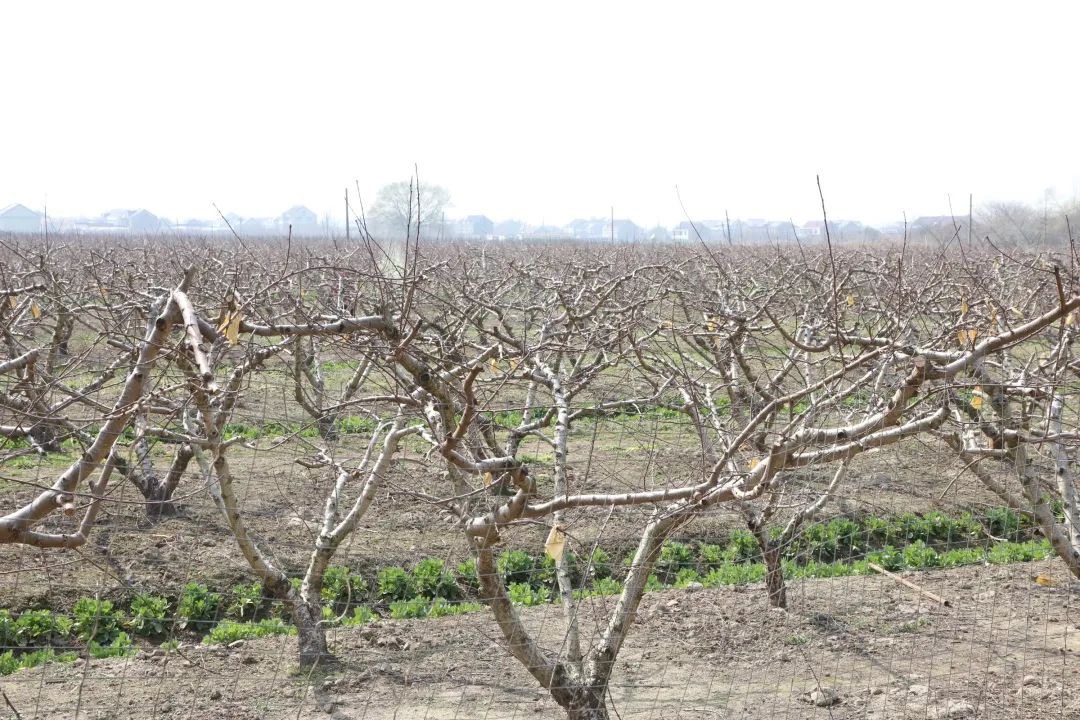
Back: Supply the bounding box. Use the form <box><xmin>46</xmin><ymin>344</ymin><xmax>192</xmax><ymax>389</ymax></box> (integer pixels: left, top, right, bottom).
<box><xmin>115</xmin><ymin>442</ymin><xmax>193</xmax><ymax>518</ymax></box>
<box><xmin>553</xmin><ymin>687</ymin><xmax>608</xmax><ymax>720</ymax></box>
<box><xmin>751</xmin><ymin>526</ymin><xmax>787</xmax><ymax>609</ymax></box>
<box><xmin>292</xmin><ymin>599</ymin><xmax>329</xmax><ymax>667</ymax></box>
<box><xmin>762</xmin><ymin>541</ymin><xmax>787</xmax><ymax>609</ymax></box>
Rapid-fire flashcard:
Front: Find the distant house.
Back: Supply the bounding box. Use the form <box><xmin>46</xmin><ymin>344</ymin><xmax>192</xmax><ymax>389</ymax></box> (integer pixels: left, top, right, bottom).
<box><xmin>566</xmin><ymin>218</ymin><xmax>607</xmax><ymax>240</ymax></box>
<box><xmin>0</xmin><ymin>204</ymin><xmax>42</xmax><ymax>233</ymax></box>
<box><xmin>672</xmin><ymin>221</ymin><xmax>714</xmax><ymax>243</ymax></box>
<box><xmin>527</xmin><ymin>224</ymin><xmax>567</xmax><ymax>239</ymax></box>
<box><xmin>128</xmin><ymin>209</ymin><xmax>163</xmax><ymax>232</ymax></box>
<box><xmin>457</xmin><ymin>215</ymin><xmax>494</xmax><ymax>238</ymax></box>
<box><xmin>601</xmin><ymin>219</ymin><xmax>642</xmax><ymax>242</ymax></box>
<box><xmin>493</xmin><ymin>219</ymin><xmax>524</xmax><ymax>239</ymax></box>
<box><xmin>90</xmin><ymin>208</ymin><xmax>163</xmax><ymax>232</ymax></box>
<box><xmin>278</xmin><ymin>206</ymin><xmax>319</xmax><ymax>234</ymax></box>
<box><xmin>646</xmin><ymin>225</ymin><xmax>671</xmax><ymax>242</ymax></box>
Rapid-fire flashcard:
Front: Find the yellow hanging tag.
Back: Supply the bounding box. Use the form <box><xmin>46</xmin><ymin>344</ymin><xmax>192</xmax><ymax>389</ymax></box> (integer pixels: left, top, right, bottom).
<box><xmin>30</xmin><ymin>301</ymin><xmax>41</xmax><ymax>319</ymax></box>
<box><xmin>967</xmin><ymin>329</ymin><xmax>978</xmax><ymax>343</ymax></box>
<box><xmin>226</xmin><ymin>312</ymin><xmax>242</xmax><ymax>345</ymax></box>
<box><xmin>846</xmin><ymin>294</ymin><xmax>855</xmax><ymax>307</ymax></box>
<box><xmin>960</xmin><ymin>300</ymin><xmax>968</xmax><ymax>317</ymax></box>
<box><xmin>1067</xmin><ymin>311</ymin><xmax>1076</xmax><ymax>326</ymax></box>
<box><xmin>482</xmin><ymin>471</ymin><xmax>493</xmax><ymax>487</ymax></box>
<box><xmin>489</xmin><ymin>358</ymin><xmax>500</xmax><ymax>375</ymax></box>
<box><xmin>971</xmin><ymin>390</ymin><xmax>983</xmax><ymax>410</ymax></box>
<box><xmin>990</xmin><ymin>309</ymin><xmax>998</xmax><ymax>325</ymax></box>
<box><xmin>957</xmin><ymin>330</ymin><xmax>967</xmax><ymax>345</ymax></box>
<box><xmin>748</xmin><ymin>457</ymin><xmax>760</xmax><ymax>471</ymax></box>
<box><xmin>544</xmin><ymin>524</ymin><xmax>567</xmax><ymax>561</ymax></box>
<box><xmin>508</xmin><ymin>358</ymin><xmax>519</xmax><ymax>371</ymax></box>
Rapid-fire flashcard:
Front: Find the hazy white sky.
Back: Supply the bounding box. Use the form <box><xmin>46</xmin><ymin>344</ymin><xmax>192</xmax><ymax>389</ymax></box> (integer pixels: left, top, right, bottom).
<box><xmin>3</xmin><ymin>1</ymin><xmax>1078</xmax><ymax>227</ymax></box>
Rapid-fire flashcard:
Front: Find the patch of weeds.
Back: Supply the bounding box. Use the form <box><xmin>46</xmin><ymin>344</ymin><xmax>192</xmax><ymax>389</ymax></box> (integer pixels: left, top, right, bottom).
<box><xmin>497</xmin><ymin>550</ymin><xmax>534</xmax><ymax>586</ymax></box>
<box><xmin>724</xmin><ymin>530</ymin><xmax>760</xmax><ymax>564</ymax></box>
<box><xmin>656</xmin><ymin>541</ymin><xmax>695</xmax><ymax>582</ymax></box>
<box><xmin>784</xmin><ymin>634</ymin><xmax>810</xmax><ymax>646</ymax></box>
<box><xmin>896</xmin><ymin>617</ymin><xmax>932</xmax><ymax>633</ymax></box>
<box><xmin>89</xmin><ymin>631</ymin><xmax>133</xmax><ymax>659</ymax></box>
<box><xmin>342</xmin><ymin>606</ymin><xmax>377</xmax><ymax>626</ymax></box>
<box><xmin>322</xmin><ymin>566</ymin><xmax>367</xmax><ymax>606</ymax></box>
<box><xmin>177</xmin><ymin>582</ymin><xmax>222</xmax><ymax>631</ymax></box>
<box><xmin>455</xmin><ymin>558</ymin><xmax>479</xmax><ymax>595</ymax></box>
<box><xmin>412</xmin><ymin>558</ymin><xmax>459</xmax><ymax>600</ymax></box>
<box><xmin>902</xmin><ymin>541</ymin><xmax>941</xmax><ymax>568</ymax></box>
<box><xmin>336</xmin><ymin>416</ymin><xmax>376</xmax><ymax>434</ymax></box>
<box><xmin>72</xmin><ymin>598</ymin><xmax>121</xmax><ymax>644</ymax></box>
<box><xmin>427</xmin><ymin>598</ymin><xmax>484</xmax><ymax>618</ymax></box>
<box><xmin>388</xmin><ymin>597</ymin><xmax>429</xmax><ymax>619</ymax></box>
<box><xmin>127</xmin><ymin>594</ymin><xmax>169</xmax><ymax>636</ymax></box>
<box><xmin>204</xmin><ymin>618</ymin><xmax>294</xmax><ymax>644</ymax></box>
<box><xmin>508</xmin><ymin>582</ymin><xmax>550</xmax><ymax>606</ymax></box>
<box><xmin>14</xmin><ymin>609</ymin><xmax>72</xmax><ymax>646</ymax></box>
<box><xmin>377</xmin><ymin>567</ymin><xmax>416</xmax><ymax>602</ymax></box>
<box><xmin>228</xmin><ymin>581</ymin><xmax>265</xmax><ymax>620</ymax></box>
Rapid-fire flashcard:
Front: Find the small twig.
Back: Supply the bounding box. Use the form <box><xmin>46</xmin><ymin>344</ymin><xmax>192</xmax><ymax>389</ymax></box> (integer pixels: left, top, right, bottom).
<box><xmin>867</xmin><ymin>562</ymin><xmax>953</xmax><ymax>607</ymax></box>
<box><xmin>1</xmin><ymin>684</ymin><xmax>22</xmax><ymax>720</ymax></box>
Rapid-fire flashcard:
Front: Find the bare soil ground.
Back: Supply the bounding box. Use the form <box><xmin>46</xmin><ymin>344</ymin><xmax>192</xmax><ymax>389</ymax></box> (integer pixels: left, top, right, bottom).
<box><xmin>3</xmin><ymin>559</ymin><xmax>1077</xmax><ymax>720</ymax></box>
<box><xmin>0</xmin><ymin>430</ymin><xmax>1018</xmax><ymax>616</ymax></box>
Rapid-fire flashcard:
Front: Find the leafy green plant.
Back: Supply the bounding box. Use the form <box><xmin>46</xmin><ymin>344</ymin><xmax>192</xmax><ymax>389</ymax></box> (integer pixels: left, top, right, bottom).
<box><xmin>586</xmin><ymin>548</ymin><xmax>612</xmax><ymax>580</ymax></box>
<box><xmin>88</xmin><ymin>631</ymin><xmax>133</xmax><ymax>659</ymax></box>
<box><xmin>867</xmin><ymin>545</ymin><xmax>904</xmax><ymax>572</ymax></box>
<box><xmin>177</xmin><ymin>582</ymin><xmax>222</xmax><ymax>631</ymax></box>
<box><xmin>674</xmin><ymin>568</ymin><xmax>701</xmax><ymax>587</ymax></box>
<box><xmin>204</xmin><ymin>618</ymin><xmax>293</xmax><ymax>644</ymax></box>
<box><xmin>0</xmin><ymin>648</ymin><xmax>78</xmax><ymax>675</ymax></box>
<box><xmin>388</xmin><ymin>597</ymin><xmax>429</xmax><ymax>619</ymax></box>
<box><xmin>497</xmin><ymin>550</ymin><xmax>534</xmax><ymax>586</ymax></box>
<box><xmin>72</xmin><ymin>598</ymin><xmax>120</xmax><ymax>644</ymax></box>
<box><xmin>902</xmin><ymin>541</ymin><xmax>940</xmax><ymax>568</ymax></box>
<box><xmin>0</xmin><ymin>651</ymin><xmax>17</xmax><ymax>675</ymax></box>
<box><xmin>508</xmin><ymin>582</ymin><xmax>550</xmax><ymax>606</ymax></box>
<box><xmin>412</xmin><ymin>558</ymin><xmax>459</xmax><ymax>600</ymax></box>
<box><xmin>701</xmin><ymin>563</ymin><xmax>766</xmax><ymax>587</ymax></box>
<box><xmin>0</xmin><ymin>610</ymin><xmax>16</xmax><ymax>648</ymax></box>
<box><xmin>589</xmin><ymin>577</ymin><xmax>623</xmax><ymax>596</ymax></box>
<box><xmin>377</xmin><ymin>566</ymin><xmax>416</xmax><ymax>601</ymax></box>
<box><xmin>456</xmin><ymin>558</ymin><xmax>479</xmax><ymax>594</ymax></box>
<box><xmin>228</xmin><ymin>581</ymin><xmax>264</xmax><ymax>620</ymax></box>
<box><xmin>321</xmin><ymin>566</ymin><xmax>367</xmax><ymax>606</ymax></box>
<box><xmin>342</xmin><ymin>606</ymin><xmax>377</xmax><ymax>626</ymax></box>
<box><xmin>14</xmin><ymin>609</ymin><xmax>72</xmax><ymax>646</ymax></box>
<box><xmin>698</xmin><ymin>544</ymin><xmax>725</xmax><ymax>572</ymax></box>
<box><xmin>127</xmin><ymin>594</ymin><xmax>169</xmax><ymax>636</ymax></box>
<box><xmin>336</xmin><ymin>416</ymin><xmax>376</xmax><ymax>434</ymax></box>
<box><xmin>656</xmin><ymin>541</ymin><xmax>694</xmax><ymax>581</ymax></box>
<box><xmin>984</xmin><ymin>507</ymin><xmax>1023</xmax><ymax>538</ymax></box>
<box><xmin>724</xmin><ymin>530</ymin><xmax>760</xmax><ymax>564</ymax></box>
<box><xmin>427</xmin><ymin>598</ymin><xmax>484</xmax><ymax>618</ymax></box>
<box><xmin>537</xmin><ymin>551</ymin><xmax>580</xmax><ymax>588</ymax></box>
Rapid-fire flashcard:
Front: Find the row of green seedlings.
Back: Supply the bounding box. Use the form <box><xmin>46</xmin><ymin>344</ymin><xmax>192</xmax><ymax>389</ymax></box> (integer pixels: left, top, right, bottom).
<box><xmin>748</xmin><ymin>505</ymin><xmax>1043</xmax><ymax>566</ymax></box>
<box><xmin>0</xmin><ymin>506</ymin><xmax>1052</xmax><ymax>675</ymax></box>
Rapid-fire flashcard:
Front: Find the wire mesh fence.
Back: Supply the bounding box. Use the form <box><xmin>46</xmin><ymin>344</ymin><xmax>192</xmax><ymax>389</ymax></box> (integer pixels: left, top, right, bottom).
<box><xmin>0</xmin><ymin>237</ymin><xmax>1079</xmax><ymax>718</ymax></box>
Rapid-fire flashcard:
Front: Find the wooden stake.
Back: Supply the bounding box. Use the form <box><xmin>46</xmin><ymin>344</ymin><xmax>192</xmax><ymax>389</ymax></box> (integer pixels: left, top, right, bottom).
<box><xmin>867</xmin><ymin>562</ymin><xmax>953</xmax><ymax>607</ymax></box>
